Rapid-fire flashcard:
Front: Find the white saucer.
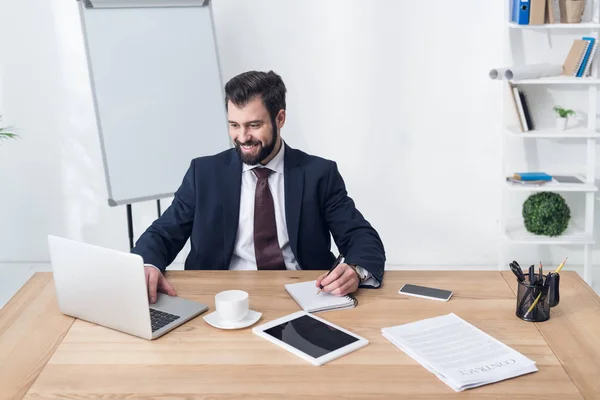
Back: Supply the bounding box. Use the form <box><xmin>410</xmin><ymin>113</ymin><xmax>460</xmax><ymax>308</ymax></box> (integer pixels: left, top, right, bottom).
<box><xmin>203</xmin><ymin>309</ymin><xmax>262</xmax><ymax>330</ymax></box>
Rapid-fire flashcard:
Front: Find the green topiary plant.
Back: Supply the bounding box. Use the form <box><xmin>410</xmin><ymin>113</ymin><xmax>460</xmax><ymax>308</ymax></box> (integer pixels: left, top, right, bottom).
<box><xmin>522</xmin><ymin>192</ymin><xmax>570</xmax><ymax>237</ymax></box>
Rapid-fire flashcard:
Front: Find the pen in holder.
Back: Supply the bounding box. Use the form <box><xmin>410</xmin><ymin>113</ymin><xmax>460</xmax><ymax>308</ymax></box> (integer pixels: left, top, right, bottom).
<box><xmin>515</xmin><ymin>272</ymin><xmax>560</xmax><ymax>322</ymax></box>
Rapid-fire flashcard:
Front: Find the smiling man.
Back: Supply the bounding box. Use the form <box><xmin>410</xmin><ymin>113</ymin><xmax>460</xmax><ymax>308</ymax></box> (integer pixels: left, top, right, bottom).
<box><xmin>131</xmin><ymin>70</ymin><xmax>386</xmax><ymax>304</ymax></box>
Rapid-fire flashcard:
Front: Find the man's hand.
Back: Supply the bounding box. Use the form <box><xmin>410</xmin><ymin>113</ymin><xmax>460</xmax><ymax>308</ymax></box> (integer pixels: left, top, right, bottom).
<box><xmin>145</xmin><ymin>266</ymin><xmax>177</xmax><ymax>304</ymax></box>
<box><xmin>315</xmin><ymin>263</ymin><xmax>359</xmax><ymax>296</ymax></box>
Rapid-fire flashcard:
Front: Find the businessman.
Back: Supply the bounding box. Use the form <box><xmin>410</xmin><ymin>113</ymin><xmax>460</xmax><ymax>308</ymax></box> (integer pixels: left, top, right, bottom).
<box><xmin>131</xmin><ymin>70</ymin><xmax>386</xmax><ymax>303</ymax></box>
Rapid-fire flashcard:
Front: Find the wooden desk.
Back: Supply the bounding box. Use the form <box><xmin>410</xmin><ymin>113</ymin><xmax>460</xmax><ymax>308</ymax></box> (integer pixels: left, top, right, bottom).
<box><xmin>1</xmin><ymin>270</ymin><xmax>599</xmax><ymax>399</ymax></box>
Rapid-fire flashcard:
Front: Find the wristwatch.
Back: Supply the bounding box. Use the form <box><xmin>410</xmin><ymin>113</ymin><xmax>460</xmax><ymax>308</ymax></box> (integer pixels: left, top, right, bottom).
<box><xmin>348</xmin><ymin>264</ymin><xmax>368</xmax><ymax>283</ymax></box>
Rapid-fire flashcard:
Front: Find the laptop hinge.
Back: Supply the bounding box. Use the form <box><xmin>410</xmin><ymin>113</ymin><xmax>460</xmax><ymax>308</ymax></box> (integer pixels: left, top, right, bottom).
<box><xmin>80</xmin><ymin>0</ymin><xmax>209</xmax><ymax>8</ymax></box>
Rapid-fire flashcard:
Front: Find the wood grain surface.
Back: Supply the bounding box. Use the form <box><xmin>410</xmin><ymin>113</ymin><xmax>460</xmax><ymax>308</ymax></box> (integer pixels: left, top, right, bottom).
<box><xmin>1</xmin><ymin>270</ymin><xmax>597</xmax><ymax>399</ymax></box>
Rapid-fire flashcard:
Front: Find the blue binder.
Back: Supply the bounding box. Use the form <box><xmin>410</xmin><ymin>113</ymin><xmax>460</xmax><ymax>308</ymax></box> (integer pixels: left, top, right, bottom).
<box><xmin>511</xmin><ymin>0</ymin><xmax>530</xmax><ymax>25</ymax></box>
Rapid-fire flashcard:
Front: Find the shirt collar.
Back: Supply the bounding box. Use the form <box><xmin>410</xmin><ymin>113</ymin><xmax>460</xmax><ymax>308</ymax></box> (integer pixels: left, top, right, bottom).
<box><xmin>243</xmin><ymin>140</ymin><xmax>285</xmax><ymax>175</ymax></box>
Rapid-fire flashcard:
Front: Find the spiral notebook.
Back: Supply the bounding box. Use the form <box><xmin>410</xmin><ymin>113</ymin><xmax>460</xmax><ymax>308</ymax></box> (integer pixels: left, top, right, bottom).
<box><xmin>284</xmin><ymin>280</ymin><xmax>358</xmax><ymax>312</ymax></box>
<box><xmin>563</xmin><ymin>39</ymin><xmax>589</xmax><ymax>76</ymax></box>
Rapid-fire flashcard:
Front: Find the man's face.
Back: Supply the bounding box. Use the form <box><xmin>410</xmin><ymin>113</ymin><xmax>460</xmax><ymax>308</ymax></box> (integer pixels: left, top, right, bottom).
<box><xmin>228</xmin><ymin>96</ymin><xmax>282</xmax><ymax>165</ymax></box>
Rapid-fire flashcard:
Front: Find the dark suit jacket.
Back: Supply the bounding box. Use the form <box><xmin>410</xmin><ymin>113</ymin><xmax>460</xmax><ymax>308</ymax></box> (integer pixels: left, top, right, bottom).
<box><xmin>131</xmin><ymin>144</ymin><xmax>386</xmax><ymax>285</ymax></box>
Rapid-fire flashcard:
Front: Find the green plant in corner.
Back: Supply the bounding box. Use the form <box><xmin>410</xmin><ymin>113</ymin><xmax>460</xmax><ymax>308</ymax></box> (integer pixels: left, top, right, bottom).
<box><xmin>553</xmin><ymin>106</ymin><xmax>575</xmax><ymax>119</ymax></box>
<box><xmin>0</xmin><ymin>115</ymin><xmax>18</xmax><ymax>144</ymax></box>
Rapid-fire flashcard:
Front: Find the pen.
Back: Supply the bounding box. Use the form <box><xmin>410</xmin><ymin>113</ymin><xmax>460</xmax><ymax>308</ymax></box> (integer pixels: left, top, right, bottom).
<box><xmin>509</xmin><ymin>261</ymin><xmax>525</xmax><ymax>282</ymax></box>
<box><xmin>524</xmin><ymin>257</ymin><xmax>568</xmax><ymax>318</ymax></box>
<box><xmin>529</xmin><ymin>265</ymin><xmax>535</xmax><ymax>286</ymax></box>
<box><xmin>516</xmin><ymin>264</ymin><xmax>535</xmax><ymax>312</ymax></box>
<box><xmin>316</xmin><ymin>254</ymin><xmax>344</xmax><ymax>295</ymax></box>
<box><xmin>539</xmin><ymin>262</ymin><xmax>543</xmax><ymax>286</ymax></box>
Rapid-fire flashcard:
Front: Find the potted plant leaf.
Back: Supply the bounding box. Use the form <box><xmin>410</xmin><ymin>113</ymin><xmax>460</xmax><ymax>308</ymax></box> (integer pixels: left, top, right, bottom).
<box><xmin>553</xmin><ymin>106</ymin><xmax>575</xmax><ymax>130</ymax></box>
<box><xmin>0</xmin><ymin>115</ymin><xmax>18</xmax><ymax>144</ymax></box>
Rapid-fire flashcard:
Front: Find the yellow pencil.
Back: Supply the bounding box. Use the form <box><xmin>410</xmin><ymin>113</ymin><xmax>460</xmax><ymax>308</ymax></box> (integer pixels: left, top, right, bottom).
<box><xmin>523</xmin><ymin>257</ymin><xmax>567</xmax><ymax>319</ymax></box>
<box><xmin>554</xmin><ymin>256</ymin><xmax>568</xmax><ymax>274</ymax></box>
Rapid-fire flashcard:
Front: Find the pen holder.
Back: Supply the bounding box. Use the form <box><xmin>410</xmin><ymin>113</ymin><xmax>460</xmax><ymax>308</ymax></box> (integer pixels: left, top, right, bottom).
<box><xmin>515</xmin><ymin>273</ymin><xmax>560</xmax><ymax>322</ymax></box>
<box><xmin>515</xmin><ymin>272</ymin><xmax>560</xmax><ymax>322</ymax></box>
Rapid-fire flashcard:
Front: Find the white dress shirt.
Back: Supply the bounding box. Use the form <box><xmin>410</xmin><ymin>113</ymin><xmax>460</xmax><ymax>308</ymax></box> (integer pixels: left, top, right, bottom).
<box><xmin>147</xmin><ymin>141</ymin><xmax>379</xmax><ymax>287</ymax></box>
<box><xmin>228</xmin><ymin>141</ymin><xmax>298</xmax><ymax>270</ymax></box>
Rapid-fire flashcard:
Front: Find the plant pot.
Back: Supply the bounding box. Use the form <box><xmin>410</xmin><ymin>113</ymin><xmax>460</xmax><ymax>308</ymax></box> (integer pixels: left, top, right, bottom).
<box><xmin>556</xmin><ymin>117</ymin><xmax>568</xmax><ymax>130</ymax></box>
<box><xmin>563</xmin><ymin>0</ymin><xmax>586</xmax><ymax>23</ymax></box>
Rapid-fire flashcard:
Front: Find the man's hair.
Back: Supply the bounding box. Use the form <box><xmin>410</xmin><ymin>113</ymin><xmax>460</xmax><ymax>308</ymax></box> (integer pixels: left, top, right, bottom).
<box><xmin>224</xmin><ymin>70</ymin><xmax>287</xmax><ymax>122</ymax></box>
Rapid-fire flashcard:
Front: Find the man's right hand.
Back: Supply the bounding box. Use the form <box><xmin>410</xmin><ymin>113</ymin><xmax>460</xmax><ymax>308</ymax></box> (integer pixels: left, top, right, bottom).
<box><xmin>144</xmin><ymin>266</ymin><xmax>177</xmax><ymax>304</ymax></box>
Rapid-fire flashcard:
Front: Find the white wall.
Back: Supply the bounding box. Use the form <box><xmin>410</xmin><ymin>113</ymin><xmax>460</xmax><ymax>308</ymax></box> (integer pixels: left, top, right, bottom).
<box><xmin>0</xmin><ymin>0</ymin><xmax>596</xmax><ymax>275</ymax></box>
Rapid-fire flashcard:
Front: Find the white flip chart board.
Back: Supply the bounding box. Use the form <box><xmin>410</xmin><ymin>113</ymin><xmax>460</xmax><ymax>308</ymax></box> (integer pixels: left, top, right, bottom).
<box><xmin>78</xmin><ymin>0</ymin><xmax>229</xmax><ymax>206</ymax></box>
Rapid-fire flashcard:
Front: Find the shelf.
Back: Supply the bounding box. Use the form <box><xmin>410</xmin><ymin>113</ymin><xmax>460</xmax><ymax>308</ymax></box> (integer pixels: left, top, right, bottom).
<box><xmin>504</xmin><ymin>222</ymin><xmax>594</xmax><ymax>245</ymax></box>
<box><xmin>505</xmin><ymin>175</ymin><xmax>597</xmax><ymax>192</ymax></box>
<box><xmin>505</xmin><ymin>127</ymin><xmax>600</xmax><ymax>138</ymax></box>
<box><xmin>510</xmin><ymin>76</ymin><xmax>600</xmax><ymax>84</ymax></box>
<box><xmin>508</xmin><ymin>22</ymin><xmax>600</xmax><ymax>29</ymax></box>
<box><xmin>502</xmin><ymin>0</ymin><xmax>599</xmax><ymax>284</ymax></box>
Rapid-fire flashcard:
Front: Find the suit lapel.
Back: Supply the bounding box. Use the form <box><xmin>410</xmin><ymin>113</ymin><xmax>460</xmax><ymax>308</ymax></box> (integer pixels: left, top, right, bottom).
<box><xmin>221</xmin><ymin>150</ymin><xmax>242</xmax><ymax>268</ymax></box>
<box><xmin>284</xmin><ymin>144</ymin><xmax>304</xmax><ymax>259</ymax></box>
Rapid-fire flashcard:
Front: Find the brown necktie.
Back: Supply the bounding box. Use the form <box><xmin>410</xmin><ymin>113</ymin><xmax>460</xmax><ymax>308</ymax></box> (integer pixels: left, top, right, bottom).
<box><xmin>253</xmin><ymin>168</ymin><xmax>286</xmax><ymax>270</ymax></box>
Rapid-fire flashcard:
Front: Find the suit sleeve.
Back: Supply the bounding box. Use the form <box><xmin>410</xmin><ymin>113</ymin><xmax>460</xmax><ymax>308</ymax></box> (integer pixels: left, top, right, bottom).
<box><xmin>324</xmin><ymin>161</ymin><xmax>386</xmax><ymax>286</ymax></box>
<box><xmin>131</xmin><ymin>160</ymin><xmax>196</xmax><ymax>272</ymax></box>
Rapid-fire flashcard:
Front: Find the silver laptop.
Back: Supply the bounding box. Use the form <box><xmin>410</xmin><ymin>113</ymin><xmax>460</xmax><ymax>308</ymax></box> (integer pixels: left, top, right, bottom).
<box><xmin>47</xmin><ymin>235</ymin><xmax>208</xmax><ymax>340</ymax></box>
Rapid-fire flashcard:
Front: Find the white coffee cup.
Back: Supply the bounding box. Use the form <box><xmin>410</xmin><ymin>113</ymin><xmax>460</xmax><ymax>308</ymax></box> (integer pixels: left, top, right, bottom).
<box><xmin>215</xmin><ymin>290</ymin><xmax>249</xmax><ymax>322</ymax></box>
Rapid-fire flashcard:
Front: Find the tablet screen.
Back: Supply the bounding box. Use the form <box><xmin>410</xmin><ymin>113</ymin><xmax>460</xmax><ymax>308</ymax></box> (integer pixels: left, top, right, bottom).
<box><xmin>263</xmin><ymin>314</ymin><xmax>359</xmax><ymax>358</ymax></box>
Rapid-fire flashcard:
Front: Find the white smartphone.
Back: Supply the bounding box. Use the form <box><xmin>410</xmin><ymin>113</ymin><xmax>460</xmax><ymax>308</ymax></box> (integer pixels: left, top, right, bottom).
<box><xmin>398</xmin><ymin>284</ymin><xmax>453</xmax><ymax>302</ymax></box>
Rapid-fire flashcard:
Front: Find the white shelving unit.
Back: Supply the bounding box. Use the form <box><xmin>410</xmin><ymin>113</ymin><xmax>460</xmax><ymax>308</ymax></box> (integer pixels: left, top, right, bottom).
<box><xmin>500</xmin><ymin>1</ymin><xmax>600</xmax><ymax>286</ymax></box>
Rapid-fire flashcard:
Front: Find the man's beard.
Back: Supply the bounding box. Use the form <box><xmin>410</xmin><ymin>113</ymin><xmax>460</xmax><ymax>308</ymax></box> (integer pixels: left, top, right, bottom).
<box><xmin>234</xmin><ymin>125</ymin><xmax>277</xmax><ymax>165</ymax></box>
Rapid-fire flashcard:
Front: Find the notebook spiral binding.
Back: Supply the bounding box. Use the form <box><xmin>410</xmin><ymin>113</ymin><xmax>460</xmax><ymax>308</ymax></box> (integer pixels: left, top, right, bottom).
<box><xmin>345</xmin><ymin>293</ymin><xmax>358</xmax><ymax>307</ymax></box>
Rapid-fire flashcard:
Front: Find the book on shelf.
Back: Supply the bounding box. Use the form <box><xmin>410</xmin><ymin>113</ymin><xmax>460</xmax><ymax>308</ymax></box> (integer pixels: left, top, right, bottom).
<box><xmin>578</xmin><ymin>37</ymin><xmax>595</xmax><ymax>76</ymax></box>
<box><xmin>506</xmin><ymin>177</ymin><xmax>548</xmax><ymax>186</ymax></box>
<box><xmin>508</xmin><ymin>83</ymin><xmax>533</xmax><ymax>132</ymax></box>
<box><xmin>512</xmin><ymin>0</ymin><xmax>595</xmax><ymax>26</ymax></box>
<box><xmin>530</xmin><ymin>0</ymin><xmax>546</xmax><ymax>24</ymax></box>
<box><xmin>518</xmin><ymin>91</ymin><xmax>534</xmax><ymax>130</ymax></box>
<box><xmin>583</xmin><ymin>41</ymin><xmax>599</xmax><ymax>76</ymax></box>
<box><xmin>563</xmin><ymin>37</ymin><xmax>598</xmax><ymax>77</ymax></box>
<box><xmin>506</xmin><ymin>172</ymin><xmax>552</xmax><ymax>186</ymax></box>
<box><xmin>506</xmin><ymin>173</ymin><xmax>585</xmax><ymax>186</ymax></box>
<box><xmin>514</xmin><ymin>172</ymin><xmax>552</xmax><ymax>181</ymax></box>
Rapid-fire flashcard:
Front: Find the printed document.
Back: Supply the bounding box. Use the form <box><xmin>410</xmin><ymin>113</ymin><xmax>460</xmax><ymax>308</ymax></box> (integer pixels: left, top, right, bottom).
<box><xmin>382</xmin><ymin>313</ymin><xmax>537</xmax><ymax>391</ymax></box>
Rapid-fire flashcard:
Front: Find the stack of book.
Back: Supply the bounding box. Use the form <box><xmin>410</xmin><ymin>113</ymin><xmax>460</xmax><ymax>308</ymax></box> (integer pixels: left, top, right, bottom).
<box><xmin>562</xmin><ymin>37</ymin><xmax>598</xmax><ymax>78</ymax></box>
<box><xmin>506</xmin><ymin>172</ymin><xmax>552</xmax><ymax>186</ymax></box>
<box><xmin>506</xmin><ymin>173</ymin><xmax>585</xmax><ymax>185</ymax></box>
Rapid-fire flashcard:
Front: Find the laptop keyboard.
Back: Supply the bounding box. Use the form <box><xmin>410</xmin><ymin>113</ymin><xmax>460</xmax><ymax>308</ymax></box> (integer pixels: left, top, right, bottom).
<box><xmin>150</xmin><ymin>308</ymin><xmax>181</xmax><ymax>332</ymax></box>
